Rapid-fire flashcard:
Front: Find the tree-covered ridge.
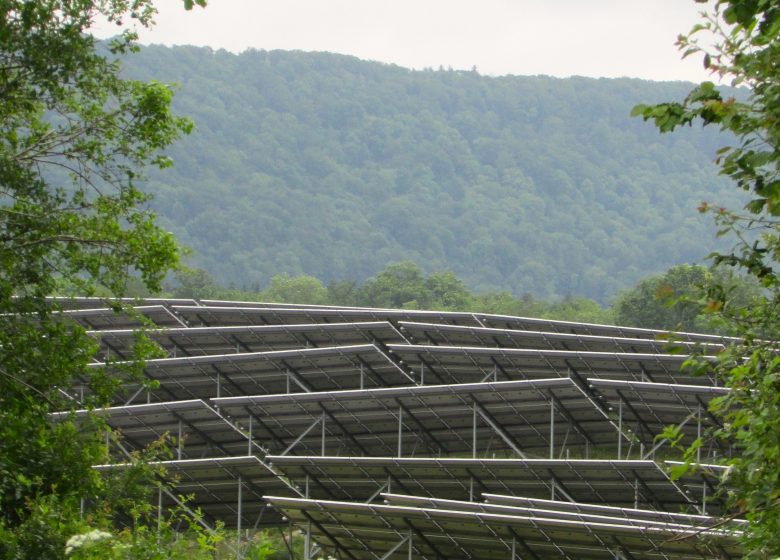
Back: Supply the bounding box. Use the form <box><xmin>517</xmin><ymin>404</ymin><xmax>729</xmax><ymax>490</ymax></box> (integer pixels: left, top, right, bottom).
<box><xmin>123</xmin><ymin>46</ymin><xmax>742</xmax><ymax>302</ymax></box>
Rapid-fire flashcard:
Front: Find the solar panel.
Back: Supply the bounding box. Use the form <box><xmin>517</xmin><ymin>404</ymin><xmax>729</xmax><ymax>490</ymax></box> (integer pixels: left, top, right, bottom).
<box><xmin>96</xmin><ymin>456</ymin><xmax>294</xmax><ymax>528</ymax></box>
<box><xmin>91</xmin><ymin>344</ymin><xmax>414</xmax><ymax>404</ymax></box>
<box><xmin>265</xmin><ymin>495</ymin><xmax>740</xmax><ymax>559</ymax></box>
<box><xmin>386</xmin><ymin>344</ymin><xmax>714</xmax><ymax>386</ymax></box>
<box><xmin>213</xmin><ymin>378</ymin><xmax>617</xmax><ymax>458</ymax></box>
<box><xmin>91</xmin><ymin>321</ymin><xmax>403</xmax><ymax>360</ymax></box>
<box><xmin>398</xmin><ymin>321</ymin><xmax>726</xmax><ymax>355</ymax></box>
<box><xmin>587</xmin><ymin>378</ymin><xmax>729</xmax><ymax>452</ymax></box>
<box><xmin>264</xmin><ymin>456</ymin><xmax>694</xmax><ymax>510</ymax></box>
<box><xmin>47</xmin><ymin>298</ymin><xmax>739</xmax><ymax>558</ymax></box>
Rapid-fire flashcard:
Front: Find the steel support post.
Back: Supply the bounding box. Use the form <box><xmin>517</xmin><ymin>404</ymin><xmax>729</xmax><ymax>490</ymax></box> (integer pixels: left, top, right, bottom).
<box><xmin>511</xmin><ymin>536</ymin><xmax>517</xmax><ymax>559</ymax></box>
<box><xmin>177</xmin><ymin>420</ymin><xmax>183</xmax><ymax>460</ymax></box>
<box><xmin>472</xmin><ymin>405</ymin><xmax>478</xmax><ymax>459</ymax></box>
<box><xmin>321</xmin><ymin>413</ymin><xmax>326</xmax><ymax>456</ymax></box>
<box><xmin>236</xmin><ymin>476</ymin><xmax>243</xmax><ymax>560</ymax></box>
<box><xmin>408</xmin><ymin>530</ymin><xmax>413</xmax><ymax>560</ymax></box>
<box><xmin>288</xmin><ymin>522</ymin><xmax>294</xmax><ymax>560</ymax></box>
<box><xmin>617</xmin><ymin>399</ymin><xmax>623</xmax><ymax>460</ymax></box>
<box><xmin>217</xmin><ymin>372</ymin><xmax>221</xmax><ymax>399</ymax></box>
<box><xmin>549</xmin><ymin>398</ymin><xmax>555</xmax><ymax>460</ymax></box>
<box><xmin>702</xmin><ymin>482</ymin><xmax>707</xmax><ymax>514</ymax></box>
<box><xmin>697</xmin><ymin>404</ymin><xmax>702</xmax><ymax>464</ymax></box>
<box><xmin>359</xmin><ymin>363</ymin><xmax>364</xmax><ymax>390</ymax></box>
<box><xmin>247</xmin><ymin>415</ymin><xmax>253</xmax><ymax>456</ymax></box>
<box><xmin>304</xmin><ymin>520</ymin><xmax>312</xmax><ymax>560</ymax></box>
<box><xmin>634</xmin><ymin>478</ymin><xmax>639</xmax><ymax>509</ymax></box>
<box><xmin>397</xmin><ymin>406</ymin><xmax>403</xmax><ymax>457</ymax></box>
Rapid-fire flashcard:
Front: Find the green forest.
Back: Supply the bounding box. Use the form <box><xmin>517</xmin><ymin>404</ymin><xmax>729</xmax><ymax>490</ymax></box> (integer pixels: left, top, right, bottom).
<box><xmin>120</xmin><ymin>46</ymin><xmax>743</xmax><ymax>303</ymax></box>
<box><xmin>167</xmin><ymin>261</ymin><xmax>760</xmax><ymax>333</ymax></box>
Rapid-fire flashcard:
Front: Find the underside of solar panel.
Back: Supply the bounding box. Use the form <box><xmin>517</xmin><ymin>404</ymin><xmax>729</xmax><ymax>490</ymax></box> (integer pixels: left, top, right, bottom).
<box><xmin>52</xmin><ymin>298</ymin><xmax>742</xmax><ymax>559</ymax></box>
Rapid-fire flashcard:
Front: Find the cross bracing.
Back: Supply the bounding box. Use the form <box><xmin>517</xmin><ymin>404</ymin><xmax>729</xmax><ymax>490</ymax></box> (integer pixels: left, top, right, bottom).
<box><xmin>49</xmin><ymin>298</ymin><xmax>744</xmax><ymax>558</ymax></box>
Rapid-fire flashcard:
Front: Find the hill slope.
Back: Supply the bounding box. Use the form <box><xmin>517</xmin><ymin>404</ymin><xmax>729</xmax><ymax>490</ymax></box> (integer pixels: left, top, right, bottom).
<box><xmin>124</xmin><ymin>46</ymin><xmax>740</xmax><ymax>301</ymax></box>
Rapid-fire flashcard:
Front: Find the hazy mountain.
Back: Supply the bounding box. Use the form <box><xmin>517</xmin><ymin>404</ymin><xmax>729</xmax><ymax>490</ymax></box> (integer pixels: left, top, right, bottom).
<box><xmin>124</xmin><ymin>45</ymin><xmax>740</xmax><ymax>301</ymax></box>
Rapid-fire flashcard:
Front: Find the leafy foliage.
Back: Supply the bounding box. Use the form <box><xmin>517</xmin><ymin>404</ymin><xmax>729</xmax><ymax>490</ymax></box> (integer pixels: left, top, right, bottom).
<box><xmin>613</xmin><ymin>263</ymin><xmax>760</xmax><ymax>332</ymax></box>
<box><xmin>634</xmin><ymin>1</ymin><xmax>780</xmax><ymax>555</ymax></box>
<box><xmin>172</xmin><ymin>262</ymin><xmax>619</xmax><ymax>323</ymax></box>
<box><xmin>0</xmin><ymin>0</ymin><xmax>235</xmax><ymax>558</ymax></box>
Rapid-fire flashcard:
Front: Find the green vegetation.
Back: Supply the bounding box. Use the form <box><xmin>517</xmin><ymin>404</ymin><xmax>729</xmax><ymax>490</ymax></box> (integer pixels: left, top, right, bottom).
<box><xmin>172</xmin><ymin>261</ymin><xmax>757</xmax><ymax>330</ymax></box>
<box><xmin>118</xmin><ymin>45</ymin><xmax>744</xmax><ymax>303</ymax></box>
<box><xmin>0</xmin><ymin>0</ymin><xmax>251</xmax><ymax>558</ymax></box>
<box><xmin>634</xmin><ymin>0</ymin><xmax>780</xmax><ymax>555</ymax></box>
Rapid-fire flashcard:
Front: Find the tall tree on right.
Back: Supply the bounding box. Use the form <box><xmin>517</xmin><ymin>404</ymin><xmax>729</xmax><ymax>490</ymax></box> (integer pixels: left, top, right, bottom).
<box><xmin>633</xmin><ymin>1</ymin><xmax>780</xmax><ymax>555</ymax></box>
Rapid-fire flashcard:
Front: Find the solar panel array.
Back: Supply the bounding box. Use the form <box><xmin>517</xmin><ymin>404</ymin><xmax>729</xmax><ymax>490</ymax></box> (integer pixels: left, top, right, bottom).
<box><xmin>57</xmin><ymin>298</ymin><xmax>742</xmax><ymax>559</ymax></box>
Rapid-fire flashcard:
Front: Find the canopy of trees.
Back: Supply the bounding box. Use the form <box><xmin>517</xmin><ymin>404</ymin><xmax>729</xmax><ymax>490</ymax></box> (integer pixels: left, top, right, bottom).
<box><xmin>173</xmin><ymin>262</ymin><xmax>756</xmax><ymax>330</ymax></box>
<box><xmin>120</xmin><ymin>46</ymin><xmax>744</xmax><ymax>303</ymax></box>
<box><xmin>0</xmin><ymin>0</ymin><xmax>228</xmax><ymax>557</ymax></box>
<box><xmin>634</xmin><ymin>0</ymin><xmax>780</xmax><ymax>554</ymax></box>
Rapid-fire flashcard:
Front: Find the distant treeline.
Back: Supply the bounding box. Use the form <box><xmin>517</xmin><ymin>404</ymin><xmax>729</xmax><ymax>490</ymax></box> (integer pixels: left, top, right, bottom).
<box><xmin>162</xmin><ymin>262</ymin><xmax>759</xmax><ymax>333</ymax></box>
<box><xmin>118</xmin><ymin>46</ymin><xmax>745</xmax><ymax>302</ymax></box>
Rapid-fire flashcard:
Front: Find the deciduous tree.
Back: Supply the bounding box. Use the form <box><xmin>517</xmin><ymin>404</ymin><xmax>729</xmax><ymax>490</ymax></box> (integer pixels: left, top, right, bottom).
<box><xmin>0</xmin><ymin>1</ymin><xmax>217</xmax><ymax>557</ymax></box>
<box><xmin>634</xmin><ymin>1</ymin><xmax>780</xmax><ymax>554</ymax></box>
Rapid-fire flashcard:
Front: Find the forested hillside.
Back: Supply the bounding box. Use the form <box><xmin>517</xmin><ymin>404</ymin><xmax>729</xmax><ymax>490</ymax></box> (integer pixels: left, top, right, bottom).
<box><xmin>123</xmin><ymin>46</ymin><xmax>741</xmax><ymax>302</ymax></box>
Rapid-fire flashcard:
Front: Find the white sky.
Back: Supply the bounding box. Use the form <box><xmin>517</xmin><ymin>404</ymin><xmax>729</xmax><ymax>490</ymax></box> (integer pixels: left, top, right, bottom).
<box><xmin>94</xmin><ymin>0</ymin><xmax>714</xmax><ymax>82</ymax></box>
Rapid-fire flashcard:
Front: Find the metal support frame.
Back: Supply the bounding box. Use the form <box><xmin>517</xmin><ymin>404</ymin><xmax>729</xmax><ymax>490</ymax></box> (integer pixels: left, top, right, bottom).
<box><xmin>366</xmin><ymin>481</ymin><xmax>389</xmax><ymax>504</ymax></box>
<box><xmin>236</xmin><ymin>476</ymin><xmax>243</xmax><ymax>560</ymax></box>
<box><xmin>472</xmin><ymin>404</ymin><xmax>478</xmax><ymax>458</ymax></box>
<box><xmin>281</xmin><ymin>414</ymin><xmax>325</xmax><ymax>456</ymax></box>
<box><xmin>697</xmin><ymin>404</ymin><xmax>702</xmax><ymax>464</ymax></box>
<box><xmin>473</xmin><ymin>401</ymin><xmax>527</xmax><ymax>459</ymax></box>
<box><xmin>247</xmin><ymin>415</ymin><xmax>253</xmax><ymax>455</ymax></box>
<box><xmin>378</xmin><ymin>531</ymin><xmax>412</xmax><ymax>560</ymax></box>
<box><xmin>641</xmin><ymin>411</ymin><xmax>697</xmax><ymax>460</ymax></box>
<box><xmin>397</xmin><ymin>406</ymin><xmax>403</xmax><ymax>457</ymax></box>
<box><xmin>549</xmin><ymin>397</ymin><xmax>555</xmax><ymax>460</ymax></box>
<box><xmin>177</xmin><ymin>420</ymin><xmax>183</xmax><ymax>460</ymax></box>
<box><xmin>618</xmin><ymin>398</ymin><xmax>623</xmax><ymax>460</ymax></box>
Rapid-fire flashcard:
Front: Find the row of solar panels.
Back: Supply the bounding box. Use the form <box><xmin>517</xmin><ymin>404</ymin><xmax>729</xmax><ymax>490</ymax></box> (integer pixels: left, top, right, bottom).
<box><xmin>59</xmin><ymin>297</ymin><xmax>732</xmax><ymax>344</ymax></box>
<box><xmin>54</xmin><ymin>299</ymin><xmax>739</xmax><ymax>558</ymax></box>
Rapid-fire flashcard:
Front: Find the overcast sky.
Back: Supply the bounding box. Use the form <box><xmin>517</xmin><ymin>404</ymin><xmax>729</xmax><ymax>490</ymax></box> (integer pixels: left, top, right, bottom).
<box><xmin>95</xmin><ymin>0</ymin><xmax>713</xmax><ymax>82</ymax></box>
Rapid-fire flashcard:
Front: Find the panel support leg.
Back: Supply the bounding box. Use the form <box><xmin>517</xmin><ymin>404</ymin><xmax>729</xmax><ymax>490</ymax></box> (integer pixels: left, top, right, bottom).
<box><xmin>304</xmin><ymin>520</ymin><xmax>311</xmax><ymax>560</ymax></box>
<box><xmin>177</xmin><ymin>420</ymin><xmax>183</xmax><ymax>460</ymax></box>
<box><xmin>237</xmin><ymin>475</ymin><xmax>243</xmax><ymax>560</ymax></box>
<box><xmin>247</xmin><ymin>415</ymin><xmax>253</xmax><ymax>456</ymax></box>
<box><xmin>549</xmin><ymin>398</ymin><xmax>555</xmax><ymax>460</ymax></box>
<box><xmin>472</xmin><ymin>405</ymin><xmax>478</xmax><ymax>459</ymax></box>
<box><xmin>321</xmin><ymin>413</ymin><xmax>326</xmax><ymax>456</ymax></box>
<box><xmin>697</xmin><ymin>404</ymin><xmax>702</xmax><ymax>463</ymax></box>
<box><xmin>617</xmin><ymin>399</ymin><xmax>623</xmax><ymax>460</ymax></box>
<box><xmin>397</xmin><ymin>406</ymin><xmax>403</xmax><ymax>457</ymax></box>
